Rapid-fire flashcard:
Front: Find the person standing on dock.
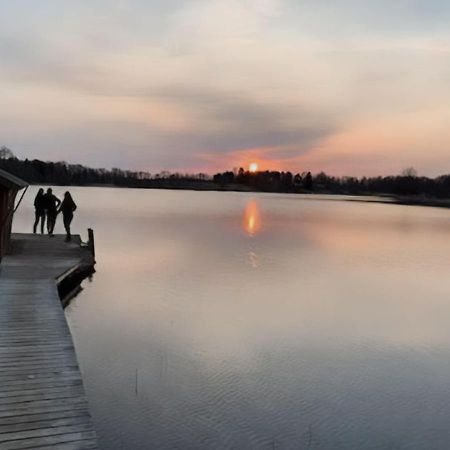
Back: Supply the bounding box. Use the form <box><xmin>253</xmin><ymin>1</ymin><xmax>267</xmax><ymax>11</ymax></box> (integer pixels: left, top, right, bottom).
<box><xmin>44</xmin><ymin>188</ymin><xmax>61</xmax><ymax>237</ymax></box>
<box><xmin>33</xmin><ymin>188</ymin><xmax>46</xmax><ymax>234</ymax></box>
<box><xmin>59</xmin><ymin>191</ymin><xmax>77</xmax><ymax>241</ymax></box>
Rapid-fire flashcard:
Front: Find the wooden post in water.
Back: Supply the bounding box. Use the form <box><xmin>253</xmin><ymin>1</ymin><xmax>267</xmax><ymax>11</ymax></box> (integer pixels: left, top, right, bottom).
<box><xmin>88</xmin><ymin>228</ymin><xmax>96</xmax><ymax>261</ymax></box>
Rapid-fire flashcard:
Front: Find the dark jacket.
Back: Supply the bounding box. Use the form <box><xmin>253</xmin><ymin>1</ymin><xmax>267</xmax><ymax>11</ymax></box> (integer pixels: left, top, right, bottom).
<box><xmin>43</xmin><ymin>193</ymin><xmax>61</xmax><ymax>212</ymax></box>
<box><xmin>34</xmin><ymin>193</ymin><xmax>46</xmax><ymax>211</ymax></box>
<box><xmin>60</xmin><ymin>197</ymin><xmax>77</xmax><ymax>216</ymax></box>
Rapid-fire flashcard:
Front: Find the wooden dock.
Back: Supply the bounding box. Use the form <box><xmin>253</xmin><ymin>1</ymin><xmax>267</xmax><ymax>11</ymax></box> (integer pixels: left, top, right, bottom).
<box><xmin>0</xmin><ymin>233</ymin><xmax>98</xmax><ymax>449</ymax></box>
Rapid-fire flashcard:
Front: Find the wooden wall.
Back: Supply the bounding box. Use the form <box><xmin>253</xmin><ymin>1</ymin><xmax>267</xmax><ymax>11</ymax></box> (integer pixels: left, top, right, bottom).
<box><xmin>0</xmin><ymin>186</ymin><xmax>17</xmax><ymax>259</ymax></box>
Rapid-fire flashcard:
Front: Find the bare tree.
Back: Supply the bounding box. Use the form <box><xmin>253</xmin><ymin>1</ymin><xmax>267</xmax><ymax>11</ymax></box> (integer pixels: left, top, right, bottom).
<box><xmin>402</xmin><ymin>167</ymin><xmax>418</xmax><ymax>177</ymax></box>
<box><xmin>0</xmin><ymin>146</ymin><xmax>15</xmax><ymax>159</ymax></box>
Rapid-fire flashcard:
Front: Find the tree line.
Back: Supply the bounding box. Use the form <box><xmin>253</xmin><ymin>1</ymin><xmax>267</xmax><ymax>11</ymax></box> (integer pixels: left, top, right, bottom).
<box><xmin>213</xmin><ymin>167</ymin><xmax>450</xmax><ymax>197</ymax></box>
<box><xmin>0</xmin><ymin>146</ymin><xmax>210</xmax><ymax>189</ymax></box>
<box><xmin>1</xmin><ymin>146</ymin><xmax>449</xmax><ymax>197</ymax></box>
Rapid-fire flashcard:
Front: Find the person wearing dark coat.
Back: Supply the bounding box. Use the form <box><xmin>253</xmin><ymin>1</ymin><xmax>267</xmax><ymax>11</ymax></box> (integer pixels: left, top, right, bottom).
<box><xmin>33</xmin><ymin>188</ymin><xmax>46</xmax><ymax>234</ymax></box>
<box><xmin>43</xmin><ymin>188</ymin><xmax>61</xmax><ymax>237</ymax></box>
<box><xmin>58</xmin><ymin>191</ymin><xmax>77</xmax><ymax>241</ymax></box>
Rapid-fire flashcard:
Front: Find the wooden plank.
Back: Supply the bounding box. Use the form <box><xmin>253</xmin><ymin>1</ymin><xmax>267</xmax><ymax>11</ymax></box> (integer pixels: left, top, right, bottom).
<box><xmin>0</xmin><ymin>397</ymin><xmax>90</xmax><ymax>414</ymax></box>
<box><xmin>0</xmin><ymin>385</ymin><xmax>85</xmax><ymax>400</ymax></box>
<box><xmin>0</xmin><ymin>423</ymin><xmax>94</xmax><ymax>443</ymax></box>
<box><xmin>0</xmin><ymin>377</ymin><xmax>83</xmax><ymax>390</ymax></box>
<box><xmin>0</xmin><ymin>415</ymin><xmax>91</xmax><ymax>434</ymax></box>
<box><xmin>0</xmin><ymin>382</ymin><xmax>83</xmax><ymax>396</ymax></box>
<box><xmin>0</xmin><ymin>388</ymin><xmax>85</xmax><ymax>405</ymax></box>
<box><xmin>0</xmin><ymin>360</ymin><xmax>79</xmax><ymax>371</ymax></box>
<box><xmin>8</xmin><ymin>439</ymin><xmax>98</xmax><ymax>450</ymax></box>
<box><xmin>0</xmin><ymin>410</ymin><xmax>90</xmax><ymax>426</ymax></box>
<box><xmin>0</xmin><ymin>431</ymin><xmax>97</xmax><ymax>449</ymax></box>
<box><xmin>0</xmin><ymin>403</ymin><xmax>90</xmax><ymax>420</ymax></box>
<box><xmin>0</xmin><ymin>370</ymin><xmax>82</xmax><ymax>383</ymax></box>
<box><xmin>0</xmin><ymin>234</ymin><xmax>98</xmax><ymax>448</ymax></box>
<box><xmin>0</xmin><ymin>354</ymin><xmax>78</xmax><ymax>364</ymax></box>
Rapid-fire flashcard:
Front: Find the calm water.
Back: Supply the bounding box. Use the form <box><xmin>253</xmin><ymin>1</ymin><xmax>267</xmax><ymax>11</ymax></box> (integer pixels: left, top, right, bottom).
<box><xmin>13</xmin><ymin>187</ymin><xmax>450</xmax><ymax>450</ymax></box>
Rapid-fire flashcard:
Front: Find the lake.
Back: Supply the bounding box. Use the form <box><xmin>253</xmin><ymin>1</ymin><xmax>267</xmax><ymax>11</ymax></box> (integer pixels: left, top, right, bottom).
<box><xmin>12</xmin><ymin>187</ymin><xmax>450</xmax><ymax>449</ymax></box>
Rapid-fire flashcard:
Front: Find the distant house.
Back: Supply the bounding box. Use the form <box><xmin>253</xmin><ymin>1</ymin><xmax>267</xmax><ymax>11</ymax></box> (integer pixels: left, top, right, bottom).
<box><xmin>0</xmin><ymin>168</ymin><xmax>28</xmax><ymax>259</ymax></box>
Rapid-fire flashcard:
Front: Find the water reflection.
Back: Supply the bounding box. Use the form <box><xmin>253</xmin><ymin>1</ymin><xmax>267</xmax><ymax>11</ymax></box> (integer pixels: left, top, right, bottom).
<box><xmin>247</xmin><ymin>251</ymin><xmax>260</xmax><ymax>268</ymax></box>
<box><xmin>243</xmin><ymin>199</ymin><xmax>262</xmax><ymax>236</ymax></box>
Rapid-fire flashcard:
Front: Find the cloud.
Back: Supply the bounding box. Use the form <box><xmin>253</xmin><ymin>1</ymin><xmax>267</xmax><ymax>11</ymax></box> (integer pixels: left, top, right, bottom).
<box><xmin>0</xmin><ymin>0</ymin><xmax>449</xmax><ymax>174</ymax></box>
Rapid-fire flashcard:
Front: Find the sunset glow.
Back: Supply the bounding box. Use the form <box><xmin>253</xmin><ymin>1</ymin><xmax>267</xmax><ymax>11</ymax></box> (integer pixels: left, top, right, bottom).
<box><xmin>1</xmin><ymin>2</ymin><xmax>450</xmax><ymax>176</ymax></box>
<box><xmin>249</xmin><ymin>163</ymin><xmax>259</xmax><ymax>173</ymax></box>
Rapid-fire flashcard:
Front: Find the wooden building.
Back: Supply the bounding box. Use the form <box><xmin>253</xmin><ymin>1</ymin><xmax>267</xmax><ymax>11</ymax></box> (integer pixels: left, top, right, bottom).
<box><xmin>0</xmin><ymin>168</ymin><xmax>28</xmax><ymax>259</ymax></box>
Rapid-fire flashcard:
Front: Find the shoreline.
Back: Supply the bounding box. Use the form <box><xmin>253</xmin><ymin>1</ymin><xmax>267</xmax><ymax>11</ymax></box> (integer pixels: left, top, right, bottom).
<box><xmin>347</xmin><ymin>195</ymin><xmax>450</xmax><ymax>210</ymax></box>
<box><xmin>25</xmin><ymin>183</ymin><xmax>450</xmax><ymax>210</ymax></box>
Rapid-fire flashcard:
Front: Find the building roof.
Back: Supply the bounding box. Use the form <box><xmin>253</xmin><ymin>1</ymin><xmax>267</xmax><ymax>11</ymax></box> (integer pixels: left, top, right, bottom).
<box><xmin>0</xmin><ymin>168</ymin><xmax>28</xmax><ymax>190</ymax></box>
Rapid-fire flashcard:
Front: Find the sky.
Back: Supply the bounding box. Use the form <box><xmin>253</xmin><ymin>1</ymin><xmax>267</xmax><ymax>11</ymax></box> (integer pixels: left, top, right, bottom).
<box><xmin>0</xmin><ymin>0</ymin><xmax>449</xmax><ymax>176</ymax></box>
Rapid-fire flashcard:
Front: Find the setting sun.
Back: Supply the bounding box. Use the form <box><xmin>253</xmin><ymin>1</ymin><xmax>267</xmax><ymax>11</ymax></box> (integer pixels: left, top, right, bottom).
<box><xmin>249</xmin><ymin>162</ymin><xmax>258</xmax><ymax>173</ymax></box>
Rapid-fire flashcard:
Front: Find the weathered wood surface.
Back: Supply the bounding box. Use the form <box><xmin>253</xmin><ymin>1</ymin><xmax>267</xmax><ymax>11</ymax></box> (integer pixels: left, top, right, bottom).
<box><xmin>0</xmin><ymin>234</ymin><xmax>98</xmax><ymax>449</ymax></box>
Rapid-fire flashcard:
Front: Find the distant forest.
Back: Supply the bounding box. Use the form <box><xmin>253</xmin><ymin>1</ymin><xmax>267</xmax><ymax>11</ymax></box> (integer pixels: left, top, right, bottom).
<box><xmin>1</xmin><ymin>146</ymin><xmax>450</xmax><ymax>198</ymax></box>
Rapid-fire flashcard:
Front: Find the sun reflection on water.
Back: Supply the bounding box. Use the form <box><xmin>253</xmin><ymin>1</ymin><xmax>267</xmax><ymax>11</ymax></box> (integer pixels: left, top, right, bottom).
<box><xmin>247</xmin><ymin>251</ymin><xmax>260</xmax><ymax>268</ymax></box>
<box><xmin>243</xmin><ymin>199</ymin><xmax>262</xmax><ymax>237</ymax></box>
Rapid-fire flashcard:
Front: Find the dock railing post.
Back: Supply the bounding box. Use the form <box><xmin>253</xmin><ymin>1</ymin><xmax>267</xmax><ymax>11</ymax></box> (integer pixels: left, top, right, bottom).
<box><xmin>88</xmin><ymin>228</ymin><xmax>96</xmax><ymax>261</ymax></box>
